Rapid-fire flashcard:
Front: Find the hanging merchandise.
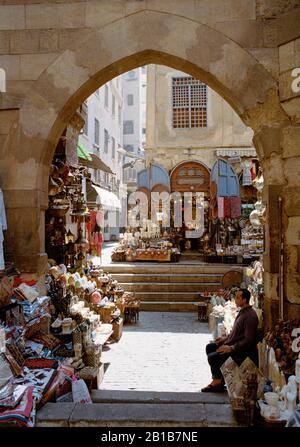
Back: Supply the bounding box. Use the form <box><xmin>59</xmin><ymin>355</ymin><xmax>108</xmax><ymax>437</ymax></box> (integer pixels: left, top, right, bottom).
<box><xmin>217</xmin><ymin>197</ymin><xmax>224</xmax><ymax>218</ymax></box>
<box><xmin>0</xmin><ymin>188</ymin><xmax>7</xmax><ymax>271</ymax></box>
<box><xmin>230</xmin><ymin>197</ymin><xmax>241</xmax><ymax>219</ymax></box>
<box><xmin>241</xmin><ymin>160</ymin><xmax>253</xmax><ymax>186</ymax></box>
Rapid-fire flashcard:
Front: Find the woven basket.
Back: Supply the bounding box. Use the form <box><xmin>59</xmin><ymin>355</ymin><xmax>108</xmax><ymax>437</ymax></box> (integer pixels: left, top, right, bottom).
<box><xmin>72</xmin><ymin>331</ymin><xmax>82</xmax><ymax>345</ymax></box>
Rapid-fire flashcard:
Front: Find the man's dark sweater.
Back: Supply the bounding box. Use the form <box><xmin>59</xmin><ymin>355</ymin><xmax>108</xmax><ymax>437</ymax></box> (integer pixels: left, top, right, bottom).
<box><xmin>225</xmin><ymin>306</ymin><xmax>259</xmax><ymax>355</ymax></box>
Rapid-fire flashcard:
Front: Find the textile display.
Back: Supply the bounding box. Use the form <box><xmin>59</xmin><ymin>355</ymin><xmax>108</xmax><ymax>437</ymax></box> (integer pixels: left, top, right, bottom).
<box><xmin>0</xmin><ymin>188</ymin><xmax>7</xmax><ymax>271</ymax></box>
<box><xmin>0</xmin><ymin>386</ymin><xmax>35</xmax><ymax>427</ymax></box>
<box><xmin>217</xmin><ymin>197</ymin><xmax>224</xmax><ymax>218</ymax></box>
<box><xmin>224</xmin><ymin>197</ymin><xmax>231</xmax><ymax>218</ymax></box>
<box><xmin>230</xmin><ymin>197</ymin><xmax>241</xmax><ymax>218</ymax></box>
<box><xmin>241</xmin><ymin>160</ymin><xmax>253</xmax><ymax>186</ymax></box>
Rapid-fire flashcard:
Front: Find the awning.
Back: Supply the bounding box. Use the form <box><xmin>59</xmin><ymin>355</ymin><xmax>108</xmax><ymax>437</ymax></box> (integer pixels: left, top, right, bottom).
<box><xmin>91</xmin><ymin>184</ymin><xmax>121</xmax><ymax>210</ymax></box>
<box><xmin>77</xmin><ymin>143</ymin><xmax>114</xmax><ymax>174</ymax></box>
<box><xmin>215</xmin><ymin>148</ymin><xmax>257</xmax><ymax>157</ymax></box>
<box><xmin>77</xmin><ymin>142</ymin><xmax>92</xmax><ymax>161</ymax></box>
<box><xmin>80</xmin><ymin>153</ymin><xmax>114</xmax><ymax>174</ymax></box>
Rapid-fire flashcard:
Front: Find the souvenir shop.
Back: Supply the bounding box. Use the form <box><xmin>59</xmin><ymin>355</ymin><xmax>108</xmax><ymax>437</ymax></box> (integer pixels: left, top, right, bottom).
<box><xmin>202</xmin><ymin>261</ymin><xmax>300</xmax><ymax>426</ymax></box>
<box><xmin>0</xmin><ymin>127</ymin><xmax>140</xmax><ymax>426</ymax></box>
<box><xmin>112</xmin><ymin>157</ymin><xmax>265</xmax><ymax>265</ymax></box>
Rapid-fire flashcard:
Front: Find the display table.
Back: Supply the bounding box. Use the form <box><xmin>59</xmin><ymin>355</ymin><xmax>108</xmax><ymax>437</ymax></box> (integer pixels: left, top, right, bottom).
<box><xmin>127</xmin><ymin>248</ymin><xmax>171</xmax><ymax>262</ymax></box>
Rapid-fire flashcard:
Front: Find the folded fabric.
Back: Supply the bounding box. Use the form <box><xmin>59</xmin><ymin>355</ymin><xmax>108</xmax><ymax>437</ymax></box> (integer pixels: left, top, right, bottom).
<box><xmin>0</xmin><ymin>386</ymin><xmax>34</xmax><ymax>424</ymax></box>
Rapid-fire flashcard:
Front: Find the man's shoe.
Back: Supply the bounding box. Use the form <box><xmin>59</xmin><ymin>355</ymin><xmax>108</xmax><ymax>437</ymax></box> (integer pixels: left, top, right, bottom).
<box><xmin>201</xmin><ymin>383</ymin><xmax>225</xmax><ymax>393</ymax></box>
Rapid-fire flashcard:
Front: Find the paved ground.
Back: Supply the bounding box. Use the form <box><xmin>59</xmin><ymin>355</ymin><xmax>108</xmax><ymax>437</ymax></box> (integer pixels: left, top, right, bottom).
<box><xmin>91</xmin><ymin>241</ymin><xmax>118</xmax><ymax>266</ymax></box>
<box><xmin>100</xmin><ymin>311</ymin><xmax>213</xmax><ymax>393</ymax></box>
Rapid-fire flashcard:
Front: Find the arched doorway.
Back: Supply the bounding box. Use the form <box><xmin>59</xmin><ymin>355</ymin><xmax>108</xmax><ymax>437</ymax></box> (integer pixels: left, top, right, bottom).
<box><xmin>1</xmin><ymin>6</ymin><xmax>298</xmax><ymax>325</ymax></box>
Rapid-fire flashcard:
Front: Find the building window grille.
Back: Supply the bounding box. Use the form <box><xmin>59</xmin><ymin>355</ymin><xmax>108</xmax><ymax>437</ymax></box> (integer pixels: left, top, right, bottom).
<box><xmin>123</xmin><ymin>120</ymin><xmax>134</xmax><ymax>134</ymax></box>
<box><xmin>112</xmin><ymin>137</ymin><xmax>115</xmax><ymax>159</ymax></box>
<box><xmin>94</xmin><ymin>118</ymin><xmax>100</xmax><ymax>145</ymax></box>
<box><xmin>112</xmin><ymin>95</ymin><xmax>115</xmax><ymax>117</ymax></box>
<box><xmin>105</xmin><ymin>85</ymin><xmax>109</xmax><ymax>108</ymax></box>
<box><xmin>172</xmin><ymin>77</ymin><xmax>207</xmax><ymax>128</ymax></box>
<box><xmin>104</xmin><ymin>129</ymin><xmax>109</xmax><ymax>153</ymax></box>
<box><xmin>127</xmin><ymin>94</ymin><xmax>134</xmax><ymax>106</ymax></box>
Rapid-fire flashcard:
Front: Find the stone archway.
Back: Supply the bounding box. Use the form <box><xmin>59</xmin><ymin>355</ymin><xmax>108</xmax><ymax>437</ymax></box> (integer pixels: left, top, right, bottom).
<box><xmin>1</xmin><ymin>8</ymin><xmax>299</xmax><ymax>326</ymax></box>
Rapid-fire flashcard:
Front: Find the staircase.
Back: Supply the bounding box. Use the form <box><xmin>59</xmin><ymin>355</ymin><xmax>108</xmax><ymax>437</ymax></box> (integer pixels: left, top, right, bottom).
<box><xmin>102</xmin><ymin>263</ymin><xmax>244</xmax><ymax>312</ymax></box>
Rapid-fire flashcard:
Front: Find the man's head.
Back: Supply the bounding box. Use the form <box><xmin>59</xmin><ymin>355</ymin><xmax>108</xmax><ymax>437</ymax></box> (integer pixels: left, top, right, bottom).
<box><xmin>235</xmin><ymin>288</ymin><xmax>251</xmax><ymax>308</ymax></box>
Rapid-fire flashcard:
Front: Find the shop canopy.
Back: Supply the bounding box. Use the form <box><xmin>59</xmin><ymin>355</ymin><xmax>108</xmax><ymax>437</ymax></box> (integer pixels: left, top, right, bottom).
<box><xmin>91</xmin><ymin>184</ymin><xmax>121</xmax><ymax>210</ymax></box>
<box><xmin>77</xmin><ymin>142</ymin><xmax>92</xmax><ymax>161</ymax></box>
<box><xmin>77</xmin><ymin>143</ymin><xmax>114</xmax><ymax>174</ymax></box>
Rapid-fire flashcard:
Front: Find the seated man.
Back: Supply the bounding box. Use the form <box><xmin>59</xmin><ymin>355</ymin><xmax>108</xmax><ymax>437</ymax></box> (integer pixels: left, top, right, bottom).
<box><xmin>201</xmin><ymin>288</ymin><xmax>259</xmax><ymax>392</ymax></box>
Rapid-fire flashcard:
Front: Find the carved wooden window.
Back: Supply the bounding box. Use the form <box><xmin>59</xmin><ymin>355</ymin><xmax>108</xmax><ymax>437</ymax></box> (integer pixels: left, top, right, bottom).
<box><xmin>172</xmin><ymin>77</ymin><xmax>207</xmax><ymax>128</ymax></box>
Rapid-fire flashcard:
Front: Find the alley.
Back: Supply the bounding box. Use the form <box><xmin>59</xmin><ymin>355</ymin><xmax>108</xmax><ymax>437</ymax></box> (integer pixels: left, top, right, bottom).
<box><xmin>100</xmin><ymin>312</ymin><xmax>212</xmax><ymax>393</ymax></box>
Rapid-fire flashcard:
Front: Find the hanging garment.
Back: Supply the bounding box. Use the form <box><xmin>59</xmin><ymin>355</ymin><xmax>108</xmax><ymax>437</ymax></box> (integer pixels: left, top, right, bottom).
<box><xmin>217</xmin><ymin>197</ymin><xmax>224</xmax><ymax>218</ymax></box>
<box><xmin>224</xmin><ymin>197</ymin><xmax>231</xmax><ymax>218</ymax></box>
<box><xmin>250</xmin><ymin>162</ymin><xmax>257</xmax><ymax>181</ymax></box>
<box><xmin>0</xmin><ymin>189</ymin><xmax>7</xmax><ymax>270</ymax></box>
<box><xmin>241</xmin><ymin>160</ymin><xmax>253</xmax><ymax>186</ymax></box>
<box><xmin>230</xmin><ymin>197</ymin><xmax>241</xmax><ymax>218</ymax></box>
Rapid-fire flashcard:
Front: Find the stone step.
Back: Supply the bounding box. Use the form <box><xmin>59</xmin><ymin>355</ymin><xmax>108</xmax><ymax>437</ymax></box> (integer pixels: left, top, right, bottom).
<box><xmin>102</xmin><ymin>264</ymin><xmax>243</xmax><ymax>275</ymax></box>
<box><xmin>111</xmin><ymin>273</ymin><xmax>223</xmax><ymax>283</ymax></box>
<box><xmin>119</xmin><ymin>282</ymin><xmax>221</xmax><ymax>292</ymax></box>
<box><xmin>91</xmin><ymin>390</ymin><xmax>229</xmax><ymax>404</ymax></box>
<box><xmin>133</xmin><ymin>292</ymin><xmax>205</xmax><ymax>302</ymax></box>
<box><xmin>140</xmin><ymin>301</ymin><xmax>199</xmax><ymax>312</ymax></box>
<box><xmin>36</xmin><ymin>402</ymin><xmax>238</xmax><ymax>427</ymax></box>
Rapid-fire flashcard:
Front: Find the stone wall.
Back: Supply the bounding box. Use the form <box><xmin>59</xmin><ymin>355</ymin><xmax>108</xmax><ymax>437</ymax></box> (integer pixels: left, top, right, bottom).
<box><xmin>0</xmin><ymin>1</ymin><xmax>299</xmax><ymax>326</ymax></box>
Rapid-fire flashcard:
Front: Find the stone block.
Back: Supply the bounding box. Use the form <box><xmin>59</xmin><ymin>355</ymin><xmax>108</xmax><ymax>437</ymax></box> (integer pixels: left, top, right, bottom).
<box><xmin>0</xmin><ymin>5</ymin><xmax>25</xmax><ymax>30</ymax></box>
<box><xmin>125</xmin><ymin>0</ymin><xmax>146</xmax><ymax>15</ymax></box>
<box><xmin>286</xmin><ymin>217</ymin><xmax>300</xmax><ymax>245</ymax></box>
<box><xmin>281</xmin><ymin>126</ymin><xmax>300</xmax><ymax>158</ymax></box>
<box><xmin>283</xmin><ymin>158</ymin><xmax>300</xmax><ymax>187</ymax></box>
<box><xmin>26</xmin><ymin>3</ymin><xmax>85</xmax><ymax>29</ymax></box>
<box><xmin>10</xmin><ymin>30</ymin><xmax>40</xmax><ymax>54</ymax></box>
<box><xmin>69</xmin><ymin>403</ymin><xmax>207</xmax><ymax>427</ymax></box>
<box><xmin>20</xmin><ymin>53</ymin><xmax>58</xmax><ymax>81</ymax></box>
<box><xmin>279</xmin><ymin>41</ymin><xmax>295</xmax><ymax>72</ymax></box>
<box><xmin>85</xmin><ymin>0</ymin><xmax>124</xmax><ymax>27</ymax></box>
<box><xmin>278</xmin><ymin>10</ymin><xmax>300</xmax><ymax>46</ymax></box>
<box><xmin>279</xmin><ymin>69</ymin><xmax>300</xmax><ymax>102</ymax></box>
<box><xmin>39</xmin><ymin>30</ymin><xmax>59</xmax><ymax>53</ymax></box>
<box><xmin>255</xmin><ymin>126</ymin><xmax>281</xmax><ymax>158</ymax></box>
<box><xmin>204</xmin><ymin>403</ymin><xmax>238</xmax><ymax>426</ymax></box>
<box><xmin>6</xmin><ymin>80</ymin><xmax>33</xmax><ymax>97</ymax></box>
<box><xmin>214</xmin><ymin>21</ymin><xmax>264</xmax><ymax>49</ymax></box>
<box><xmin>0</xmin><ymin>31</ymin><xmax>9</xmax><ymax>54</ymax></box>
<box><xmin>0</xmin><ymin>55</ymin><xmax>21</xmax><ymax>81</ymax></box>
<box><xmin>0</xmin><ymin>110</ymin><xmax>17</xmax><ymax>135</ymax></box>
<box><xmin>263</xmin><ymin>21</ymin><xmax>279</xmax><ymax>48</ymax></box>
<box><xmin>36</xmin><ymin>403</ymin><xmax>76</xmax><ymax>427</ymax></box>
<box><xmin>248</xmin><ymin>48</ymin><xmax>279</xmax><ymax>80</ymax></box>
<box><xmin>264</xmin><ymin>272</ymin><xmax>279</xmax><ymax>299</ymax></box>
<box><xmin>295</xmin><ymin>38</ymin><xmax>300</xmax><ymax>66</ymax></box>
<box><xmin>284</xmin><ymin>187</ymin><xmax>300</xmax><ymax>216</ymax></box>
<box><xmin>58</xmin><ymin>29</ymin><xmax>92</xmax><ymax>51</ymax></box>
<box><xmin>281</xmin><ymin>97</ymin><xmax>300</xmax><ymax>123</ymax></box>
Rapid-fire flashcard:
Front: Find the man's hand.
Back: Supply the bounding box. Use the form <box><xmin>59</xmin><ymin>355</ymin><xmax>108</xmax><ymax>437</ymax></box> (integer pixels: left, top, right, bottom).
<box><xmin>215</xmin><ymin>336</ymin><xmax>228</xmax><ymax>346</ymax></box>
<box><xmin>216</xmin><ymin>345</ymin><xmax>234</xmax><ymax>354</ymax></box>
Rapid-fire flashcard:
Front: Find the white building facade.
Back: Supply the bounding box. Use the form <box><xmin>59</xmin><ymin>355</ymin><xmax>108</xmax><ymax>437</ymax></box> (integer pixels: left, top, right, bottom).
<box><xmin>79</xmin><ymin>76</ymin><xmax>126</xmax><ymax>241</ymax></box>
<box><xmin>122</xmin><ymin>67</ymin><xmax>147</xmax><ymax>190</ymax></box>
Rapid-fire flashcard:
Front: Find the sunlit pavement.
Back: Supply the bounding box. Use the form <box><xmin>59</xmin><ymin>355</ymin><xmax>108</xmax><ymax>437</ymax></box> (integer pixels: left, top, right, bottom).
<box><xmin>100</xmin><ymin>311</ymin><xmax>213</xmax><ymax>393</ymax></box>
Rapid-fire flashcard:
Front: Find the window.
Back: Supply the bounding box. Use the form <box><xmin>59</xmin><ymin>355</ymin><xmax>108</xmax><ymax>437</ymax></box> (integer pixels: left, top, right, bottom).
<box><xmin>83</xmin><ymin>107</ymin><xmax>88</xmax><ymax>136</ymax></box>
<box><xmin>118</xmin><ymin>106</ymin><xmax>122</xmax><ymax>125</ymax></box>
<box><xmin>124</xmin><ymin>167</ymin><xmax>136</xmax><ymax>181</ymax></box>
<box><xmin>94</xmin><ymin>118</ymin><xmax>99</xmax><ymax>145</ymax></box>
<box><xmin>104</xmin><ymin>129</ymin><xmax>109</xmax><ymax>153</ymax></box>
<box><xmin>105</xmin><ymin>85</ymin><xmax>109</xmax><ymax>108</ymax></box>
<box><xmin>124</xmin><ymin>144</ymin><xmax>134</xmax><ymax>152</ymax></box>
<box><xmin>172</xmin><ymin>77</ymin><xmax>207</xmax><ymax>128</ymax></box>
<box><xmin>141</xmin><ymin>66</ymin><xmax>146</xmax><ymax>74</ymax></box>
<box><xmin>111</xmin><ymin>137</ymin><xmax>115</xmax><ymax>159</ymax></box>
<box><xmin>142</xmin><ymin>127</ymin><xmax>146</xmax><ymax>134</ymax></box>
<box><xmin>127</xmin><ymin>94</ymin><xmax>134</xmax><ymax>106</ymax></box>
<box><xmin>128</xmin><ymin>70</ymin><xmax>135</xmax><ymax>78</ymax></box>
<box><xmin>112</xmin><ymin>95</ymin><xmax>115</xmax><ymax>117</ymax></box>
<box><xmin>123</xmin><ymin>120</ymin><xmax>134</xmax><ymax>134</ymax></box>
